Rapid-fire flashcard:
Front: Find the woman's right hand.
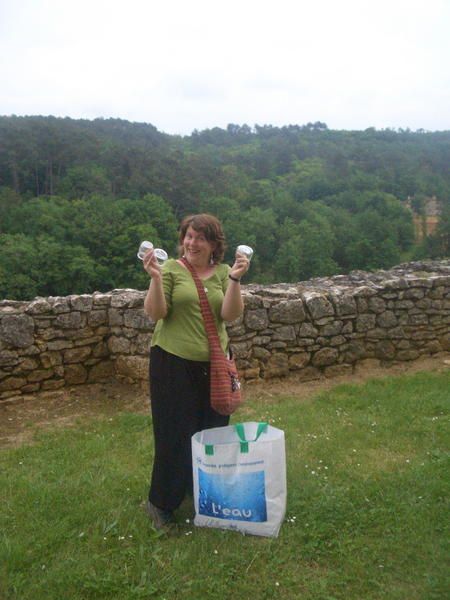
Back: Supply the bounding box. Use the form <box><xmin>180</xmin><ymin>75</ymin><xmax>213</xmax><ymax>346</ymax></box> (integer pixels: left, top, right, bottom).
<box><xmin>143</xmin><ymin>248</ymin><xmax>162</xmax><ymax>280</ymax></box>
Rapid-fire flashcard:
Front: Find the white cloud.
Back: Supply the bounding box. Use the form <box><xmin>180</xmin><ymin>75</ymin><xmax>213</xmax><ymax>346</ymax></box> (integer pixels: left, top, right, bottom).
<box><xmin>0</xmin><ymin>0</ymin><xmax>449</xmax><ymax>133</ymax></box>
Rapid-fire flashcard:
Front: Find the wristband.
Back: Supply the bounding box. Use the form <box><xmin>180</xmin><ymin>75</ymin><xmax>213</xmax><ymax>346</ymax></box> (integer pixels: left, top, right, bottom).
<box><xmin>228</xmin><ymin>274</ymin><xmax>241</xmax><ymax>282</ymax></box>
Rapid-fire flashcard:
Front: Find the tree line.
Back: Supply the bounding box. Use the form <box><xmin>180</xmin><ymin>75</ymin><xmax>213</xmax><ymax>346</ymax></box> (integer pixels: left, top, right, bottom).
<box><xmin>0</xmin><ymin>116</ymin><xmax>448</xmax><ymax>300</ymax></box>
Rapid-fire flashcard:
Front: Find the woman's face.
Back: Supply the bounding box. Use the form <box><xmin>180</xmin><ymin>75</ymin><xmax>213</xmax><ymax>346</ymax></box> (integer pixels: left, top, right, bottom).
<box><xmin>183</xmin><ymin>225</ymin><xmax>216</xmax><ymax>267</ymax></box>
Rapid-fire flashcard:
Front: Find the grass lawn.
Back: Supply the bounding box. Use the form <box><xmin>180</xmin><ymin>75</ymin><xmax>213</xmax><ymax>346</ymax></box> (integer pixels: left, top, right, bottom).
<box><xmin>0</xmin><ymin>370</ymin><xmax>449</xmax><ymax>600</ymax></box>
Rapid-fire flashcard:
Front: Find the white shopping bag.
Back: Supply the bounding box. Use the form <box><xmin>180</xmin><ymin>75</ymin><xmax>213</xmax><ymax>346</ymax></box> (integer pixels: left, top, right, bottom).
<box><xmin>192</xmin><ymin>422</ymin><xmax>286</xmax><ymax>537</ymax></box>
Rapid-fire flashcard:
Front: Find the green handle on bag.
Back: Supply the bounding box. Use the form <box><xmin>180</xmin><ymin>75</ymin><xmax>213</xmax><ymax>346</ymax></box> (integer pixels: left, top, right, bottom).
<box><xmin>235</xmin><ymin>422</ymin><xmax>268</xmax><ymax>453</ymax></box>
<box><xmin>203</xmin><ymin>423</ymin><xmax>268</xmax><ymax>456</ymax></box>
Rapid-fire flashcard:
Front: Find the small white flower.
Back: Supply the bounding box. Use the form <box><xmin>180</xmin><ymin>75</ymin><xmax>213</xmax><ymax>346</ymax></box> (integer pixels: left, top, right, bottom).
<box><xmin>118</xmin><ymin>536</ymin><xmax>125</xmax><ymax>540</ymax></box>
<box><xmin>311</xmin><ymin>470</ymin><xmax>316</xmax><ymax>475</ymax></box>
<box><xmin>185</xmin><ymin>519</ymin><xmax>190</xmax><ymax>523</ymax></box>
<box><xmin>214</xmin><ymin>550</ymin><xmax>218</xmax><ymax>554</ymax></box>
<box><xmin>275</xmin><ymin>582</ymin><xmax>280</xmax><ymax>587</ymax></box>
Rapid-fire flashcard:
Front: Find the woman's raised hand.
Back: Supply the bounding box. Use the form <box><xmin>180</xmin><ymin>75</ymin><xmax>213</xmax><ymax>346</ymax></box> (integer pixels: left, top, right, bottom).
<box><xmin>143</xmin><ymin>248</ymin><xmax>162</xmax><ymax>280</ymax></box>
<box><xmin>230</xmin><ymin>251</ymin><xmax>250</xmax><ymax>281</ymax></box>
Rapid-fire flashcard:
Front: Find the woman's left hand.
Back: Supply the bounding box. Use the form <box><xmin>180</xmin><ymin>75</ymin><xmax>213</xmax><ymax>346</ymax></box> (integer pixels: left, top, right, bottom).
<box><xmin>230</xmin><ymin>252</ymin><xmax>250</xmax><ymax>281</ymax></box>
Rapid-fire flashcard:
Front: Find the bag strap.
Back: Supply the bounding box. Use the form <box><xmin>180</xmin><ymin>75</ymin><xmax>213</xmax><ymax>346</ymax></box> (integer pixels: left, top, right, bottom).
<box><xmin>181</xmin><ymin>257</ymin><xmax>222</xmax><ymax>354</ymax></box>
<box><xmin>235</xmin><ymin>422</ymin><xmax>268</xmax><ymax>453</ymax></box>
<box><xmin>204</xmin><ymin>422</ymin><xmax>268</xmax><ymax>456</ymax></box>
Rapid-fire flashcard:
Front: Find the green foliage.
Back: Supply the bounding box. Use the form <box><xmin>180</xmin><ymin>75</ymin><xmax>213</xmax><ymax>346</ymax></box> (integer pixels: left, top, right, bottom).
<box><xmin>0</xmin><ymin>192</ymin><xmax>178</xmax><ymax>299</ymax></box>
<box><xmin>0</xmin><ymin>116</ymin><xmax>448</xmax><ymax>299</ymax></box>
<box><xmin>0</xmin><ymin>370</ymin><xmax>448</xmax><ymax>599</ymax></box>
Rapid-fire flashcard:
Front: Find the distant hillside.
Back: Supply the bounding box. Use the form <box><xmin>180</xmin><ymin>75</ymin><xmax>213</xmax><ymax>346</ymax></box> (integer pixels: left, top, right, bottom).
<box><xmin>0</xmin><ymin>116</ymin><xmax>449</xmax><ymax>300</ymax></box>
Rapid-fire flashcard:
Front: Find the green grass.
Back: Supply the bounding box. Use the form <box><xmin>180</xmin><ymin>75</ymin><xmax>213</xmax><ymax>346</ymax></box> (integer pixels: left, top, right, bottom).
<box><xmin>1</xmin><ymin>371</ymin><xmax>449</xmax><ymax>600</ymax></box>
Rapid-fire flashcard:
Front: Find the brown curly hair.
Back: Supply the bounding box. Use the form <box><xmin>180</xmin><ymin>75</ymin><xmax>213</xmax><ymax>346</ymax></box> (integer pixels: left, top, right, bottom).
<box><xmin>178</xmin><ymin>213</ymin><xmax>226</xmax><ymax>264</ymax></box>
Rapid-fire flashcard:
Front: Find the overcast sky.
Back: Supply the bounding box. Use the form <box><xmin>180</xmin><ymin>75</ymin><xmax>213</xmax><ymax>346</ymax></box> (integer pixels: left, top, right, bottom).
<box><xmin>1</xmin><ymin>0</ymin><xmax>449</xmax><ymax>135</ymax></box>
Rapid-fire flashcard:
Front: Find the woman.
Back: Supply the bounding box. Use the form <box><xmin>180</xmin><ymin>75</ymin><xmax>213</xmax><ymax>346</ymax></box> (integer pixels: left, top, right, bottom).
<box><xmin>142</xmin><ymin>214</ymin><xmax>249</xmax><ymax>529</ymax></box>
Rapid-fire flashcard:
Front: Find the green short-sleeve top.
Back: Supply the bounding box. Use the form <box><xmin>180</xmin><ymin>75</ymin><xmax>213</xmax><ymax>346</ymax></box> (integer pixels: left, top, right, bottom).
<box><xmin>150</xmin><ymin>259</ymin><xmax>231</xmax><ymax>361</ymax></box>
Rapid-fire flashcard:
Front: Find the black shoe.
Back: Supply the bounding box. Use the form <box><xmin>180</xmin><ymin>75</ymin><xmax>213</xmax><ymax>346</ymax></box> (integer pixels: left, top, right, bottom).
<box><xmin>145</xmin><ymin>500</ymin><xmax>175</xmax><ymax>530</ymax></box>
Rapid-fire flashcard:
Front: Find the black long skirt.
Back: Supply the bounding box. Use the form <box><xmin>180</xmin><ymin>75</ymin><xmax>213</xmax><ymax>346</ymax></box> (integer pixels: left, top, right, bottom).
<box><xmin>148</xmin><ymin>345</ymin><xmax>229</xmax><ymax>512</ymax></box>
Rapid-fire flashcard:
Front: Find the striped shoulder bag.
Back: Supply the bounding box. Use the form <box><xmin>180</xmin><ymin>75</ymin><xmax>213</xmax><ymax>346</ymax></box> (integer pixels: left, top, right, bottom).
<box><xmin>181</xmin><ymin>258</ymin><xmax>242</xmax><ymax>416</ymax></box>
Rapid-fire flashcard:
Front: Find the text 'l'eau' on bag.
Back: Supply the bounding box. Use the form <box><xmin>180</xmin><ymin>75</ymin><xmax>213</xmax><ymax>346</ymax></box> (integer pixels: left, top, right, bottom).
<box><xmin>192</xmin><ymin>422</ymin><xmax>287</xmax><ymax>537</ymax></box>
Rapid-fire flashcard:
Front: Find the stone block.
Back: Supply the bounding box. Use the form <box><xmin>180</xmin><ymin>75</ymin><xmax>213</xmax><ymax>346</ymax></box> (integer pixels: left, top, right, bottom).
<box><xmin>404</xmin><ymin>288</ymin><xmax>425</xmax><ymax>299</ymax></box>
<box><xmin>426</xmin><ymin>341</ymin><xmax>442</xmax><ymax>354</ymax></box>
<box><xmin>245</xmin><ymin>309</ymin><xmax>269</xmax><ymax>331</ymax></box>
<box><xmin>88</xmin><ymin>310</ymin><xmax>108</xmax><ymax>327</ymax></box>
<box><xmin>25</xmin><ymin>299</ymin><xmax>52</xmax><ymax>314</ymax></box>
<box><xmin>288</xmin><ymin>352</ymin><xmax>310</xmax><ymax>370</ymax></box>
<box><xmin>242</xmin><ymin>367</ymin><xmax>261</xmax><ymax>380</ymax></box>
<box><xmin>64</xmin><ymin>347</ymin><xmax>92</xmax><ymax>364</ymax></box>
<box><xmin>295</xmin><ymin>366</ymin><xmax>321</xmax><ymax>382</ymax></box>
<box><xmin>264</xmin><ymin>353</ymin><xmax>289</xmax><ymax>378</ymax></box>
<box><xmin>299</xmin><ymin>323</ymin><xmax>318</xmax><ymax>338</ymax></box>
<box><xmin>312</xmin><ymin>347</ymin><xmax>339</xmax><ymax>367</ymax></box>
<box><xmin>116</xmin><ymin>355</ymin><xmax>148</xmax><ymax>380</ymax></box>
<box><xmin>108</xmin><ymin>309</ymin><xmax>124</xmax><ymax>326</ymax></box>
<box><xmin>269</xmin><ymin>299</ymin><xmax>305</xmax><ymax>323</ymax></box>
<box><xmin>108</xmin><ymin>336</ymin><xmax>131</xmax><ymax>354</ymax></box>
<box><xmin>344</xmin><ymin>341</ymin><xmax>366</xmax><ymax>363</ymax></box>
<box><xmin>17</xmin><ymin>358</ymin><xmax>39</xmax><ymax>371</ymax></box>
<box><xmin>55</xmin><ymin>312</ymin><xmax>82</xmax><ymax>329</ymax></box>
<box><xmin>324</xmin><ymin>364</ymin><xmax>353</xmax><ymax>378</ymax></box>
<box><xmin>88</xmin><ymin>361</ymin><xmax>115</xmax><ymax>382</ymax></box>
<box><xmin>0</xmin><ymin>314</ymin><xmax>34</xmax><ymax>348</ymax></box>
<box><xmin>231</xmin><ymin>342</ymin><xmax>250</xmax><ymax>358</ymax></box>
<box><xmin>396</xmin><ymin>349</ymin><xmax>420</xmax><ymax>361</ymax></box>
<box><xmin>273</xmin><ymin>325</ymin><xmax>296</xmax><ymax>341</ymax></box>
<box><xmin>123</xmin><ymin>309</ymin><xmax>153</xmax><ymax>330</ymax></box>
<box><xmin>375</xmin><ymin>340</ymin><xmax>396</xmax><ymax>360</ymax></box>
<box><xmin>440</xmin><ymin>333</ymin><xmax>450</xmax><ymax>351</ymax></box>
<box><xmin>27</xmin><ymin>369</ymin><xmax>54</xmax><ymax>383</ymax></box>
<box><xmin>70</xmin><ymin>295</ymin><xmax>93</xmax><ymax>312</ymax></box>
<box><xmin>0</xmin><ymin>350</ymin><xmax>19</xmax><ymax>367</ymax></box>
<box><xmin>354</xmin><ymin>359</ymin><xmax>380</xmax><ymax>373</ymax></box>
<box><xmin>46</xmin><ymin>339</ymin><xmax>74</xmax><ymax>351</ymax></box>
<box><xmin>332</xmin><ymin>293</ymin><xmax>357</xmax><ymax>316</ymax></box>
<box><xmin>92</xmin><ymin>293</ymin><xmax>111</xmax><ymax>306</ymax></box>
<box><xmin>41</xmin><ymin>380</ymin><xmax>65</xmax><ymax>391</ymax></box>
<box><xmin>40</xmin><ymin>352</ymin><xmax>63</xmax><ymax>368</ymax></box>
<box><xmin>302</xmin><ymin>292</ymin><xmax>334</xmax><ymax>320</ymax></box>
<box><xmin>0</xmin><ymin>376</ymin><xmax>27</xmax><ymax>391</ymax></box>
<box><xmin>252</xmin><ymin>347</ymin><xmax>271</xmax><ymax>360</ymax></box>
<box><xmin>368</xmin><ymin>297</ymin><xmax>386</xmax><ymax>313</ymax></box>
<box><xmin>376</xmin><ymin>311</ymin><xmax>398</xmax><ymax>328</ymax></box>
<box><xmin>356</xmin><ymin>314</ymin><xmax>377</xmax><ymax>332</ymax></box>
<box><xmin>408</xmin><ymin>314</ymin><xmax>429</xmax><ymax>325</ymax></box>
<box><xmin>64</xmin><ymin>364</ymin><xmax>88</xmax><ymax>384</ymax></box>
<box><xmin>320</xmin><ymin>321</ymin><xmax>343</xmax><ymax>336</ymax></box>
<box><xmin>330</xmin><ymin>335</ymin><xmax>346</xmax><ymax>346</ymax></box>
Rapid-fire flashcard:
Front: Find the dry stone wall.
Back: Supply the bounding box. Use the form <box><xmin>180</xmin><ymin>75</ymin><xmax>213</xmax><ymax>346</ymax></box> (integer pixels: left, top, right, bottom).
<box><xmin>1</xmin><ymin>260</ymin><xmax>449</xmax><ymax>400</ymax></box>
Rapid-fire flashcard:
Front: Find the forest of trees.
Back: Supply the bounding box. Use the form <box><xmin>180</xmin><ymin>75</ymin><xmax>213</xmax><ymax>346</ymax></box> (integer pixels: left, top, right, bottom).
<box><xmin>0</xmin><ymin>116</ymin><xmax>449</xmax><ymax>300</ymax></box>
